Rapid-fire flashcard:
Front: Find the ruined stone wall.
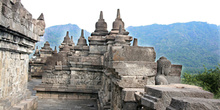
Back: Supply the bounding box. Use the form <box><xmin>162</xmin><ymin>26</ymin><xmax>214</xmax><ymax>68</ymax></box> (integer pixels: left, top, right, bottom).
<box><xmin>70</xmin><ymin>70</ymin><xmax>102</xmax><ymax>86</ymax></box>
<box><xmin>98</xmin><ymin>45</ymin><xmax>157</xmax><ymax>110</ymax></box>
<box><xmin>0</xmin><ymin>0</ymin><xmax>45</xmax><ymax>109</ymax></box>
<box><xmin>0</xmin><ymin>51</ymin><xmax>28</xmax><ymax>99</ymax></box>
<box><xmin>29</xmin><ymin>63</ymin><xmax>44</xmax><ymax>77</ymax></box>
<box><xmin>0</xmin><ymin>0</ymin><xmax>45</xmax><ymax>42</ymax></box>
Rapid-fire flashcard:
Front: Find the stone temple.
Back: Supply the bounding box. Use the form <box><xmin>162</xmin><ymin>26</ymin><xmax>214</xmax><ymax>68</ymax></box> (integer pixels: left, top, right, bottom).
<box><xmin>29</xmin><ymin>9</ymin><xmax>220</xmax><ymax>110</ymax></box>
<box><xmin>1</xmin><ymin>1</ymin><xmax>220</xmax><ymax>110</ymax></box>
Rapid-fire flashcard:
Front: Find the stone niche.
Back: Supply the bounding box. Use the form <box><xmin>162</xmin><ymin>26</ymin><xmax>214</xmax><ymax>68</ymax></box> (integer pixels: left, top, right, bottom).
<box><xmin>0</xmin><ymin>0</ymin><xmax>45</xmax><ymax>109</ymax></box>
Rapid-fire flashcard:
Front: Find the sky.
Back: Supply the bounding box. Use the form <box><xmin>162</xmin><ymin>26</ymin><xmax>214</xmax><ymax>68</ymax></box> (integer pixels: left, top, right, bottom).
<box><xmin>21</xmin><ymin>0</ymin><xmax>220</xmax><ymax>32</ymax></box>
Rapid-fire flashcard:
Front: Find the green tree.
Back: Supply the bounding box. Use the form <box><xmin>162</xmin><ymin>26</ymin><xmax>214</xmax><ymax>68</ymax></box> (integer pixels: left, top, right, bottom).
<box><xmin>182</xmin><ymin>64</ymin><xmax>220</xmax><ymax>98</ymax></box>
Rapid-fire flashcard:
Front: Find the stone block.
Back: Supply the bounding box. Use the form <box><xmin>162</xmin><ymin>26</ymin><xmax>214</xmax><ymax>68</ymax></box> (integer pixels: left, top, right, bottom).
<box><xmin>2</xmin><ymin>0</ymin><xmax>11</xmax><ymax>8</ymax></box>
<box><xmin>111</xmin><ymin>46</ymin><xmax>156</xmax><ymax>62</ymax></box>
<box><xmin>0</xmin><ymin>2</ymin><xmax>2</xmax><ymax>15</ymax></box>
<box><xmin>117</xmin><ymin>75</ymin><xmax>155</xmax><ymax>88</ymax></box>
<box><xmin>89</xmin><ymin>45</ymin><xmax>107</xmax><ymax>55</ymax></box>
<box><xmin>113</xmin><ymin>61</ymin><xmax>157</xmax><ymax>76</ymax></box>
<box><xmin>142</xmin><ymin>84</ymin><xmax>214</xmax><ymax>110</ymax></box>
<box><xmin>170</xmin><ymin>65</ymin><xmax>182</xmax><ymax>76</ymax></box>
<box><xmin>167</xmin><ymin>97</ymin><xmax>220</xmax><ymax>110</ymax></box>
<box><xmin>36</xmin><ymin>92</ymin><xmax>43</xmax><ymax>98</ymax></box>
<box><xmin>2</xmin><ymin>4</ymin><xmax>12</xmax><ymax>19</ymax></box>
<box><xmin>122</xmin><ymin>88</ymin><xmax>144</xmax><ymax>102</ymax></box>
<box><xmin>67</xmin><ymin>93</ymin><xmax>78</xmax><ymax>100</ymax></box>
<box><xmin>123</xmin><ymin>102</ymin><xmax>137</xmax><ymax>110</ymax></box>
<box><xmin>78</xmin><ymin>94</ymin><xmax>89</xmax><ymax>99</ymax></box>
<box><xmin>50</xmin><ymin>93</ymin><xmax>58</xmax><ymax>99</ymax></box>
<box><xmin>165</xmin><ymin>76</ymin><xmax>181</xmax><ymax>84</ymax></box>
<box><xmin>42</xmin><ymin>92</ymin><xmax>51</xmax><ymax>98</ymax></box>
<box><xmin>58</xmin><ymin>93</ymin><xmax>67</xmax><ymax>100</ymax></box>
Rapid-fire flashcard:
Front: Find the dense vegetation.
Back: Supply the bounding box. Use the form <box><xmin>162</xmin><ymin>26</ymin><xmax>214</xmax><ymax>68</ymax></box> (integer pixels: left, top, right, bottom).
<box><xmin>182</xmin><ymin>64</ymin><xmax>220</xmax><ymax>98</ymax></box>
<box><xmin>127</xmin><ymin>22</ymin><xmax>220</xmax><ymax>73</ymax></box>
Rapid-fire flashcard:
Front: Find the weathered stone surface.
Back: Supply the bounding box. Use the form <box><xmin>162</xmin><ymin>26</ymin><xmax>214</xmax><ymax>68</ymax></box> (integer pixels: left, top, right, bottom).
<box><xmin>37</xmin><ymin>98</ymin><xmax>98</xmax><ymax>110</ymax></box>
<box><xmin>141</xmin><ymin>84</ymin><xmax>214</xmax><ymax>110</ymax></box>
<box><xmin>112</xmin><ymin>61</ymin><xmax>156</xmax><ymax>76</ymax></box>
<box><xmin>31</xmin><ymin>9</ymin><xmax>184</xmax><ymax>110</ymax></box>
<box><xmin>110</xmin><ymin>46</ymin><xmax>156</xmax><ymax>62</ymax></box>
<box><xmin>0</xmin><ymin>0</ymin><xmax>45</xmax><ymax>109</ymax></box>
<box><xmin>167</xmin><ymin>97</ymin><xmax>220</xmax><ymax>110</ymax></box>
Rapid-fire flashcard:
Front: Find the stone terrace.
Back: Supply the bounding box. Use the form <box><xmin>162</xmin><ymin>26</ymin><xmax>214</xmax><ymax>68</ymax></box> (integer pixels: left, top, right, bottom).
<box><xmin>27</xmin><ymin>79</ymin><xmax>98</xmax><ymax>110</ymax></box>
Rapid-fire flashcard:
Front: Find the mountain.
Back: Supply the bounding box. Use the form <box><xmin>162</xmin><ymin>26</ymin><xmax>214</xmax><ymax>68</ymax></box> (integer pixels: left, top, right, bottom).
<box><xmin>35</xmin><ymin>24</ymin><xmax>90</xmax><ymax>50</ymax></box>
<box><xmin>127</xmin><ymin>22</ymin><xmax>220</xmax><ymax>73</ymax></box>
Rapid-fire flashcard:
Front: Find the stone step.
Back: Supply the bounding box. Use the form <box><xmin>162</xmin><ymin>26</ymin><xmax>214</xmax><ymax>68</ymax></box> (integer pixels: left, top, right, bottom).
<box><xmin>10</xmin><ymin>96</ymin><xmax>38</xmax><ymax>110</ymax></box>
<box><xmin>141</xmin><ymin>97</ymin><xmax>158</xmax><ymax>109</ymax></box>
<box><xmin>144</xmin><ymin>94</ymin><xmax>160</xmax><ymax>102</ymax></box>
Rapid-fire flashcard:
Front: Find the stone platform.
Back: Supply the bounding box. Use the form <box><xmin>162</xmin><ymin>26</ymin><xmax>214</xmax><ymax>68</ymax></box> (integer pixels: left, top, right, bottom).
<box><xmin>27</xmin><ymin>79</ymin><xmax>98</xmax><ymax>110</ymax></box>
<box><xmin>139</xmin><ymin>84</ymin><xmax>218</xmax><ymax>110</ymax></box>
<box><xmin>37</xmin><ymin>99</ymin><xmax>97</xmax><ymax>110</ymax></box>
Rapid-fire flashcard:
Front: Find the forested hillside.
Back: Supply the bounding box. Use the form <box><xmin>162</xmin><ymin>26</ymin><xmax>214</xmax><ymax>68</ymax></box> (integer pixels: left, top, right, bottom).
<box><xmin>127</xmin><ymin>22</ymin><xmax>220</xmax><ymax>73</ymax></box>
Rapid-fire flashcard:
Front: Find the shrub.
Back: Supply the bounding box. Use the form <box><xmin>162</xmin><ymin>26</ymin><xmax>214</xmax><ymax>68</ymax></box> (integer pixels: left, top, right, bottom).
<box><xmin>182</xmin><ymin>64</ymin><xmax>220</xmax><ymax>98</ymax></box>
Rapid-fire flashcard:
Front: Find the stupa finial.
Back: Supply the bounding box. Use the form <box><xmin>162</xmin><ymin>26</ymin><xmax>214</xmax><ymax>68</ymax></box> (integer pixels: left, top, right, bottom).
<box><xmin>37</xmin><ymin>13</ymin><xmax>44</xmax><ymax>20</ymax></box>
<box><xmin>100</xmin><ymin>11</ymin><xmax>103</xmax><ymax>20</ymax></box>
<box><xmin>66</xmin><ymin>31</ymin><xmax>69</xmax><ymax>36</ymax></box>
<box><xmin>81</xmin><ymin>29</ymin><xmax>84</xmax><ymax>38</ymax></box>
<box><xmin>117</xmin><ymin>9</ymin><xmax>120</xmax><ymax>19</ymax></box>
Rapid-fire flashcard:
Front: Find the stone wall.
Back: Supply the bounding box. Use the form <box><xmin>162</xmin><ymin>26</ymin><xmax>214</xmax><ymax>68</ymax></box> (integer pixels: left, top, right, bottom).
<box><xmin>0</xmin><ymin>51</ymin><xmax>28</xmax><ymax>99</ymax></box>
<box><xmin>32</xmin><ymin>9</ymin><xmax>187</xmax><ymax>110</ymax></box>
<box><xmin>0</xmin><ymin>0</ymin><xmax>45</xmax><ymax>109</ymax></box>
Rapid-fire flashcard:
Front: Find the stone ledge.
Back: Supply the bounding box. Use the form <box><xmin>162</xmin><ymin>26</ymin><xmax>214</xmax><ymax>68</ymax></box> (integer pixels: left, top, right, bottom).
<box><xmin>141</xmin><ymin>84</ymin><xmax>214</xmax><ymax>110</ymax></box>
<box><xmin>11</xmin><ymin>96</ymin><xmax>38</xmax><ymax>110</ymax></box>
<box><xmin>167</xmin><ymin>97</ymin><xmax>220</xmax><ymax>110</ymax></box>
<box><xmin>0</xmin><ymin>25</ymin><xmax>38</xmax><ymax>42</ymax></box>
<box><xmin>122</xmin><ymin>88</ymin><xmax>144</xmax><ymax>102</ymax></box>
<box><xmin>0</xmin><ymin>1</ymin><xmax>45</xmax><ymax>38</ymax></box>
<box><xmin>34</xmin><ymin>84</ymin><xmax>101</xmax><ymax>93</ymax></box>
<box><xmin>36</xmin><ymin>92</ymin><xmax>98</xmax><ymax>100</ymax></box>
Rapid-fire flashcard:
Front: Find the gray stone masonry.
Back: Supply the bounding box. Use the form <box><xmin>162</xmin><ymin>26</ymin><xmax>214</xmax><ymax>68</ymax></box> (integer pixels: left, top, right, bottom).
<box><xmin>32</xmin><ymin>9</ymin><xmax>184</xmax><ymax>110</ymax></box>
<box><xmin>0</xmin><ymin>0</ymin><xmax>45</xmax><ymax>109</ymax></box>
<box><xmin>167</xmin><ymin>97</ymin><xmax>220</xmax><ymax>110</ymax></box>
<box><xmin>139</xmin><ymin>84</ymin><xmax>219</xmax><ymax>110</ymax></box>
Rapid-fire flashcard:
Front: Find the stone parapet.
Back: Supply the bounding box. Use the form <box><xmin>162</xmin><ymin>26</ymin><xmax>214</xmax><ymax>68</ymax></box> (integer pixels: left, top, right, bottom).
<box><xmin>0</xmin><ymin>1</ymin><xmax>45</xmax><ymax>40</ymax></box>
<box><xmin>0</xmin><ymin>0</ymin><xmax>45</xmax><ymax>54</ymax></box>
